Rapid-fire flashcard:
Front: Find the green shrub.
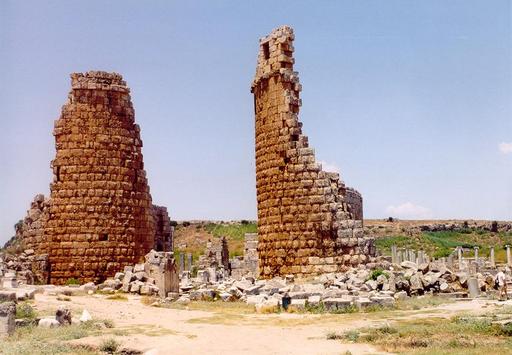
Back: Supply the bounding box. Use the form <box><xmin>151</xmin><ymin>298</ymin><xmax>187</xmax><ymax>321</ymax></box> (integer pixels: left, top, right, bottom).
<box><xmin>204</xmin><ymin>222</ymin><xmax>257</xmax><ymax>241</ymax></box>
<box><xmin>344</xmin><ymin>330</ymin><xmax>360</xmax><ymax>342</ymax></box>
<box><xmin>65</xmin><ymin>278</ymin><xmax>80</xmax><ymax>286</ymax></box>
<box><xmin>16</xmin><ymin>303</ymin><xmax>37</xmax><ymax>319</ymax></box>
<box><xmin>368</xmin><ymin>268</ymin><xmax>389</xmax><ymax>281</ymax></box>
<box><xmin>99</xmin><ymin>338</ymin><xmax>120</xmax><ymax>354</ymax></box>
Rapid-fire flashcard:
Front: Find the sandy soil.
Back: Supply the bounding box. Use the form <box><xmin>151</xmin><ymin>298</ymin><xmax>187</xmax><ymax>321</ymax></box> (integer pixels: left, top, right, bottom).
<box><xmin>30</xmin><ymin>293</ymin><xmax>509</xmax><ymax>355</ymax></box>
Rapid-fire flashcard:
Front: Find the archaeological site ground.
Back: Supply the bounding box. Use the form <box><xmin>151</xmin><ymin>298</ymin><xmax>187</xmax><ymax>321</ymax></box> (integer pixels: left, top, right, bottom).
<box><xmin>1</xmin><ymin>3</ymin><xmax>511</xmax><ymax>355</ymax></box>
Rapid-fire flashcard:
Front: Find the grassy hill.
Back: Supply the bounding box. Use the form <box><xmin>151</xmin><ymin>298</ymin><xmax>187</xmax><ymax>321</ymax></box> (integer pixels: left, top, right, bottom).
<box><xmin>375</xmin><ymin>230</ymin><xmax>512</xmax><ymax>262</ymax></box>
<box><xmin>173</xmin><ymin>219</ymin><xmax>511</xmax><ymax>264</ymax></box>
<box><xmin>173</xmin><ymin>221</ymin><xmax>257</xmax><ymax>263</ymax></box>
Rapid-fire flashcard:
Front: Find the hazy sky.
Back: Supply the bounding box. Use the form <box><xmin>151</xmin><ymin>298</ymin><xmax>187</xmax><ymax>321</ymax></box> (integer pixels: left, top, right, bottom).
<box><xmin>1</xmin><ymin>1</ymin><xmax>511</xmax><ymax>244</ymax></box>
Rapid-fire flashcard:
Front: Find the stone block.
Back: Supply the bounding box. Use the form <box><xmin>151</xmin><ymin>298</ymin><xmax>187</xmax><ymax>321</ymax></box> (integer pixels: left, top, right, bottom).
<box><xmin>322</xmin><ymin>298</ymin><xmax>352</xmax><ymax>312</ymax></box>
<box><xmin>0</xmin><ymin>302</ymin><xmax>15</xmax><ymax>337</ymax></box>
<box><xmin>0</xmin><ymin>291</ymin><xmax>16</xmax><ymax>303</ymax></box>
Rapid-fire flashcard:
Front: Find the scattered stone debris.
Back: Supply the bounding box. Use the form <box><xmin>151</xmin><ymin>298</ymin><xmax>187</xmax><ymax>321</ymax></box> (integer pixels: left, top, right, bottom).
<box><xmin>0</xmin><ymin>249</ymin><xmax>50</xmax><ymax>285</ymax></box>
<box><xmin>172</xmin><ymin>254</ymin><xmax>505</xmax><ymax>312</ymax></box>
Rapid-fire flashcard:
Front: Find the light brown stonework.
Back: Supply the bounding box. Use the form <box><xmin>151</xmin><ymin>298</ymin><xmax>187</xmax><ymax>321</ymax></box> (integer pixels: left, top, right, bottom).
<box><xmin>251</xmin><ymin>26</ymin><xmax>374</xmax><ymax>278</ymax></box>
<box><xmin>44</xmin><ymin>71</ymin><xmax>160</xmax><ymax>284</ymax></box>
<box><xmin>15</xmin><ymin>194</ymin><xmax>49</xmax><ymax>253</ymax></box>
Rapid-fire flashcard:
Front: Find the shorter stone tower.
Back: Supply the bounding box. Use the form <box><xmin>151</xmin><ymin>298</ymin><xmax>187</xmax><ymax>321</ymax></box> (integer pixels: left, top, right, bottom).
<box><xmin>42</xmin><ymin>71</ymin><xmax>168</xmax><ymax>284</ymax></box>
<box><xmin>251</xmin><ymin>26</ymin><xmax>374</xmax><ymax>278</ymax></box>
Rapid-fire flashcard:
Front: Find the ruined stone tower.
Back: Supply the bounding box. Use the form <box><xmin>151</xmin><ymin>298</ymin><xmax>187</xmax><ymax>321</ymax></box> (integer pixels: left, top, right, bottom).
<box><xmin>251</xmin><ymin>27</ymin><xmax>373</xmax><ymax>278</ymax></box>
<box><xmin>44</xmin><ymin>71</ymin><xmax>159</xmax><ymax>284</ymax></box>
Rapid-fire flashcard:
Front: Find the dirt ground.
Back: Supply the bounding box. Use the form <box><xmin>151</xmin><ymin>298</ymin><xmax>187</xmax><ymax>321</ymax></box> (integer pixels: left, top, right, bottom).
<box><xmin>30</xmin><ymin>293</ymin><xmax>509</xmax><ymax>355</ymax></box>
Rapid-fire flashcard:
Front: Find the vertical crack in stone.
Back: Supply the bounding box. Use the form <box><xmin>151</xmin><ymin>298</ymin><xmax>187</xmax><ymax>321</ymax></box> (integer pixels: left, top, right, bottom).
<box><xmin>251</xmin><ymin>26</ymin><xmax>373</xmax><ymax>278</ymax></box>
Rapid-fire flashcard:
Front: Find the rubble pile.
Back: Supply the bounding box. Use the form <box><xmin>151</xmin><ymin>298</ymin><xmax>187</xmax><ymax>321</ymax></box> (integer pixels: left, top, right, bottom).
<box><xmin>175</xmin><ymin>259</ymin><xmax>500</xmax><ymax>311</ymax></box>
<box><xmin>97</xmin><ymin>250</ymin><xmax>179</xmax><ymax>297</ymax></box>
<box><xmin>0</xmin><ymin>250</ymin><xmax>49</xmax><ymax>285</ymax></box>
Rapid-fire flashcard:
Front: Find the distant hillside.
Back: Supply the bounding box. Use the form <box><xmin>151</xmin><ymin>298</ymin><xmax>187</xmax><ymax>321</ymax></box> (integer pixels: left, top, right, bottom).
<box><xmin>173</xmin><ymin>220</ymin><xmax>257</xmax><ymax>262</ymax></box>
<box><xmin>366</xmin><ymin>219</ymin><xmax>512</xmax><ymax>262</ymax></box>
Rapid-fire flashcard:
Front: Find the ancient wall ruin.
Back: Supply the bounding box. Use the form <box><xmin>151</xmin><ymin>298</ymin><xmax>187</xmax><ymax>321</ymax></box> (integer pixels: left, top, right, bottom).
<box><xmin>152</xmin><ymin>205</ymin><xmax>173</xmax><ymax>252</ymax></box>
<box><xmin>228</xmin><ymin>233</ymin><xmax>259</xmax><ymax>279</ymax></box>
<box><xmin>345</xmin><ymin>188</ymin><xmax>363</xmax><ymax>221</ymax></box>
<box><xmin>15</xmin><ymin>194</ymin><xmax>49</xmax><ymax>253</ymax></box>
<box><xmin>251</xmin><ymin>26</ymin><xmax>374</xmax><ymax>278</ymax></box>
<box><xmin>42</xmin><ymin>71</ymin><xmax>163</xmax><ymax>284</ymax></box>
<box><xmin>197</xmin><ymin>237</ymin><xmax>229</xmax><ymax>271</ymax></box>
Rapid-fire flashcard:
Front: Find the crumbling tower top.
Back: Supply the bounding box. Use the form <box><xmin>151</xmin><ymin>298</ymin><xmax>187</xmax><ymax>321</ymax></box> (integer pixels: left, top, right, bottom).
<box><xmin>70</xmin><ymin>71</ymin><xmax>128</xmax><ymax>91</ymax></box>
<box><xmin>251</xmin><ymin>26</ymin><xmax>297</xmax><ymax>92</ymax></box>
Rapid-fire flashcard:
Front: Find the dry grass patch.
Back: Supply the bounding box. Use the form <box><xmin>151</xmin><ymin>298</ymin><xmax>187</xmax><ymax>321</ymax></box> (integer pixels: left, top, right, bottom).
<box><xmin>105</xmin><ymin>294</ymin><xmax>128</xmax><ymax>301</ymax></box>
<box><xmin>344</xmin><ymin>313</ymin><xmax>512</xmax><ymax>354</ymax></box>
<box><xmin>140</xmin><ymin>295</ymin><xmax>160</xmax><ymax>306</ymax></box>
<box><xmin>168</xmin><ymin>300</ymin><xmax>255</xmax><ymax>314</ymax></box>
<box><xmin>0</xmin><ymin>322</ymin><xmax>102</xmax><ymax>355</ymax></box>
<box><xmin>394</xmin><ymin>295</ymin><xmax>454</xmax><ymax>311</ymax></box>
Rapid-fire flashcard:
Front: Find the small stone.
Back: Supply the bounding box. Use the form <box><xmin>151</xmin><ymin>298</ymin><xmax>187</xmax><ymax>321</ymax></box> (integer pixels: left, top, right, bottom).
<box><xmin>394</xmin><ymin>291</ymin><xmax>409</xmax><ymax>301</ymax></box>
<box><xmin>307</xmin><ymin>295</ymin><xmax>321</xmax><ymax>306</ymax></box>
<box><xmin>56</xmin><ymin>306</ymin><xmax>72</xmax><ymax>325</ymax></box>
<box><xmin>79</xmin><ymin>309</ymin><xmax>92</xmax><ymax>323</ymax></box>
<box><xmin>401</xmin><ymin>261</ymin><xmax>418</xmax><ymax>270</ymax></box>
<box><xmin>38</xmin><ymin>318</ymin><xmax>60</xmax><ymax>328</ymax></box>
<box><xmin>290</xmin><ymin>298</ymin><xmax>306</xmax><ymax>310</ymax></box>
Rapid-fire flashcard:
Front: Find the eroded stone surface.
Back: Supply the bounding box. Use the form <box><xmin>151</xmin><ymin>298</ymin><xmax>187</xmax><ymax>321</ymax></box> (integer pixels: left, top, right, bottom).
<box><xmin>35</xmin><ymin>71</ymin><xmax>173</xmax><ymax>284</ymax></box>
<box><xmin>251</xmin><ymin>26</ymin><xmax>374</xmax><ymax>278</ymax></box>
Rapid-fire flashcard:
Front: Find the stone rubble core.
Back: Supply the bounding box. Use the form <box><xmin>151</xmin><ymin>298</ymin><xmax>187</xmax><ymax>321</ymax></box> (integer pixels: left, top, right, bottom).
<box><xmin>9</xmin><ymin>71</ymin><xmax>173</xmax><ymax>285</ymax></box>
<box><xmin>251</xmin><ymin>26</ymin><xmax>374</xmax><ymax>278</ymax></box>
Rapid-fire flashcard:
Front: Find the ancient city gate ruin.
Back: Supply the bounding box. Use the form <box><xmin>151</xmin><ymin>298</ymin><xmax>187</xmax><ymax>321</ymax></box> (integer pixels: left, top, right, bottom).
<box><xmin>37</xmin><ymin>71</ymin><xmax>171</xmax><ymax>284</ymax></box>
<box><xmin>251</xmin><ymin>26</ymin><xmax>373</xmax><ymax>278</ymax></box>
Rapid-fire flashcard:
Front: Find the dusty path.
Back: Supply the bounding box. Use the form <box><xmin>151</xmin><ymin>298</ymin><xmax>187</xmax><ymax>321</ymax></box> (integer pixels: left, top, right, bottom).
<box><xmin>32</xmin><ymin>294</ymin><xmax>508</xmax><ymax>355</ymax></box>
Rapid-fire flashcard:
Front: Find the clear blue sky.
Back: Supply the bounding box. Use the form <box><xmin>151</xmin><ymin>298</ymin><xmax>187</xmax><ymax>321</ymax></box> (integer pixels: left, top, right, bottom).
<box><xmin>1</xmin><ymin>1</ymin><xmax>511</xmax><ymax>244</ymax></box>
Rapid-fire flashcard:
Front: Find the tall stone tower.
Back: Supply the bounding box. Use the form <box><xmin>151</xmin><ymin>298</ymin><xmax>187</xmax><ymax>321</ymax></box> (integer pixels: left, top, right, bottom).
<box><xmin>45</xmin><ymin>71</ymin><xmax>157</xmax><ymax>284</ymax></box>
<box><xmin>251</xmin><ymin>26</ymin><xmax>373</xmax><ymax>278</ymax></box>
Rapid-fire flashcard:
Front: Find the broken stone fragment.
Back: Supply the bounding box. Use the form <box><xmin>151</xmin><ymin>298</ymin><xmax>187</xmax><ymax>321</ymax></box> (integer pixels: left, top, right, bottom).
<box><xmin>322</xmin><ymin>298</ymin><xmax>352</xmax><ymax>311</ymax></box>
<box><xmin>0</xmin><ymin>291</ymin><xmax>16</xmax><ymax>303</ymax></box>
<box><xmin>55</xmin><ymin>306</ymin><xmax>72</xmax><ymax>325</ymax></box>
<box><xmin>38</xmin><ymin>318</ymin><xmax>60</xmax><ymax>328</ymax></box>
<box><xmin>79</xmin><ymin>309</ymin><xmax>92</xmax><ymax>323</ymax></box>
<box><xmin>400</xmin><ymin>261</ymin><xmax>418</xmax><ymax>270</ymax></box>
<box><xmin>0</xmin><ymin>302</ymin><xmax>16</xmax><ymax>337</ymax></box>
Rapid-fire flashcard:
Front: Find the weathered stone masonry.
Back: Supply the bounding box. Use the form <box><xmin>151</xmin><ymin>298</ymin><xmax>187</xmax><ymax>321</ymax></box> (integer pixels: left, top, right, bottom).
<box><xmin>251</xmin><ymin>26</ymin><xmax>374</xmax><ymax>278</ymax></box>
<box><xmin>40</xmin><ymin>71</ymin><xmax>170</xmax><ymax>284</ymax></box>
